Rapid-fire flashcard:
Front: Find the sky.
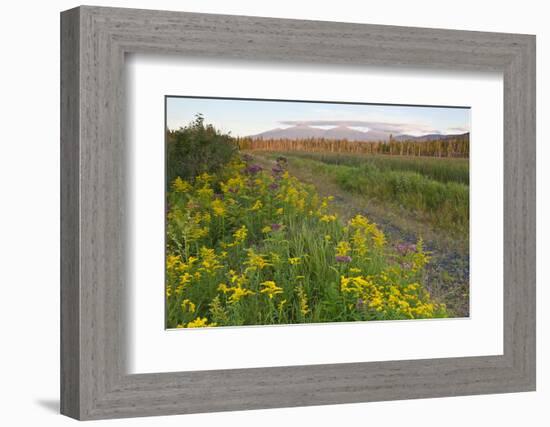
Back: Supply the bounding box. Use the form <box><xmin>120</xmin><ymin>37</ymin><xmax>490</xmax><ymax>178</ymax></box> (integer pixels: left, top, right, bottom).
<box><xmin>166</xmin><ymin>96</ymin><xmax>470</xmax><ymax>137</ymax></box>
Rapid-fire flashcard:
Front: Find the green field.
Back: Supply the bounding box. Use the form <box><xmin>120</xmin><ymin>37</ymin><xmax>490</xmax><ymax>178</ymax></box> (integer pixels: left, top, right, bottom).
<box><xmin>258</xmin><ymin>152</ymin><xmax>469</xmax><ymax>236</ymax></box>
<box><xmin>276</xmin><ymin>151</ymin><xmax>469</xmax><ymax>185</ymax></box>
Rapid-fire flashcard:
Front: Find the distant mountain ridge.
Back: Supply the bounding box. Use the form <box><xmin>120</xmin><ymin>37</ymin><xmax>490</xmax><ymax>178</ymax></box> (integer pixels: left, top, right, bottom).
<box><xmin>248</xmin><ymin>125</ymin><xmax>468</xmax><ymax>142</ymax></box>
<box><xmin>393</xmin><ymin>133</ymin><xmax>469</xmax><ymax>142</ymax></box>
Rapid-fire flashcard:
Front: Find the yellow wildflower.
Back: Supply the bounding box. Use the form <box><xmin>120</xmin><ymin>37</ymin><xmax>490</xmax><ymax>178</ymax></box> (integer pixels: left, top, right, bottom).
<box><xmin>166</xmin><ymin>254</ymin><xmax>182</xmax><ymax>273</ymax></box>
<box><xmin>244</xmin><ymin>249</ymin><xmax>272</xmax><ymax>272</ymax></box>
<box><xmin>187</xmin><ymin>317</ymin><xmax>216</xmax><ymax>328</ymax></box>
<box><xmin>211</xmin><ymin>199</ymin><xmax>226</xmax><ymax>217</ymax></box>
<box><xmin>185</xmin><ymin>256</ymin><xmax>197</xmax><ymax>268</ymax></box>
<box><xmin>250</xmin><ymin>200</ymin><xmax>263</xmax><ymax>211</ymax></box>
<box><xmin>232</xmin><ymin>225</ymin><xmax>248</xmax><ymax>244</ymax></box>
<box><xmin>200</xmin><ymin>211</ymin><xmax>211</xmax><ymax>223</ymax></box>
<box><xmin>199</xmin><ymin>247</ymin><xmax>223</xmax><ymax>274</ymax></box>
<box><xmin>229</xmin><ymin>286</ymin><xmax>255</xmax><ymax>304</ymax></box>
<box><xmin>320</xmin><ymin>214</ymin><xmax>337</xmax><ymax>223</ymax></box>
<box><xmin>228</xmin><ymin>270</ymin><xmax>247</xmax><ymax>287</ymax></box>
<box><xmin>411</xmin><ymin>239</ymin><xmax>430</xmax><ymax>272</ymax></box>
<box><xmin>320</xmin><ymin>196</ymin><xmax>333</xmax><ymax>210</ymax></box>
<box><xmin>172</xmin><ymin>177</ymin><xmax>192</xmax><ymax>193</ymax></box>
<box><xmin>189</xmin><ymin>225</ymin><xmax>209</xmax><ymax>240</ymax></box>
<box><xmin>296</xmin><ymin>286</ymin><xmax>309</xmax><ymax>316</ymax></box>
<box><xmin>288</xmin><ymin>257</ymin><xmax>301</xmax><ymax>265</ymax></box>
<box><xmin>218</xmin><ymin>283</ymin><xmax>231</xmax><ymax>294</ymax></box>
<box><xmin>197</xmin><ymin>186</ymin><xmax>214</xmax><ymax>199</ymax></box>
<box><xmin>221</xmin><ymin>175</ymin><xmax>245</xmax><ymax>194</ymax></box>
<box><xmin>349</xmin><ymin>214</ymin><xmax>370</xmax><ymax>229</ymax></box>
<box><xmin>372</xmin><ymin>228</ymin><xmax>386</xmax><ymax>247</ymax></box>
<box><xmin>218</xmin><ymin>282</ymin><xmax>255</xmax><ymax>304</ymax></box>
<box><xmin>336</xmin><ymin>241</ymin><xmax>351</xmax><ymax>257</ymax></box>
<box><xmin>179</xmin><ymin>272</ymin><xmax>192</xmax><ymax>286</ymax></box>
<box><xmin>351</xmin><ymin>230</ymin><xmax>368</xmax><ymax>256</ymax></box>
<box><xmin>260</xmin><ymin>280</ymin><xmax>283</xmax><ymax>299</ymax></box>
<box><xmin>181</xmin><ymin>299</ymin><xmax>196</xmax><ymax>313</ymax></box>
<box><xmin>196</xmin><ymin>172</ymin><xmax>214</xmax><ymax>185</ymax></box>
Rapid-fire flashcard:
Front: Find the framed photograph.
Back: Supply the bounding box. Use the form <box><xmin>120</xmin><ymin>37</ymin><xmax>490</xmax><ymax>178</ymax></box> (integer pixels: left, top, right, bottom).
<box><xmin>60</xmin><ymin>6</ymin><xmax>536</xmax><ymax>420</ymax></box>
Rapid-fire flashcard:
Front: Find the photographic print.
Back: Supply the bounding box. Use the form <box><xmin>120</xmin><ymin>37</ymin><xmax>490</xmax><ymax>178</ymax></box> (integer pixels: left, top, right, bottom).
<box><xmin>165</xmin><ymin>97</ymin><xmax>470</xmax><ymax>329</ymax></box>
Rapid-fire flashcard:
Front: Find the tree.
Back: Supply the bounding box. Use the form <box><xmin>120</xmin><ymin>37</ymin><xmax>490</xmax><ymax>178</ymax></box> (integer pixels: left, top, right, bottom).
<box><xmin>166</xmin><ymin>114</ymin><xmax>238</xmax><ymax>186</ymax></box>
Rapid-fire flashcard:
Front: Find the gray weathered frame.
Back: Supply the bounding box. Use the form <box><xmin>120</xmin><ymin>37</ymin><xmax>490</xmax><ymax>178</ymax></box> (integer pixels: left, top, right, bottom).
<box><xmin>60</xmin><ymin>5</ymin><xmax>536</xmax><ymax>420</ymax></box>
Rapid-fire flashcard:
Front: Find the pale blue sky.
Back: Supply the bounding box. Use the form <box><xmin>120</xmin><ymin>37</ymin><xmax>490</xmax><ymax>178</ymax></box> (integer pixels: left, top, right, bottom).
<box><xmin>166</xmin><ymin>97</ymin><xmax>470</xmax><ymax>137</ymax></box>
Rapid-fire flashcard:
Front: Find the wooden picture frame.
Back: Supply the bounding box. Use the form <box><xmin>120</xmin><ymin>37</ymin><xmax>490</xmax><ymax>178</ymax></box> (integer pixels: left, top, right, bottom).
<box><xmin>60</xmin><ymin>5</ymin><xmax>536</xmax><ymax>420</ymax></box>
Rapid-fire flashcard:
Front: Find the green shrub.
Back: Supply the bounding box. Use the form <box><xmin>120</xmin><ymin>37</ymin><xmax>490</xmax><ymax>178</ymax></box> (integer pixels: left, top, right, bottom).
<box><xmin>166</xmin><ymin>114</ymin><xmax>237</xmax><ymax>185</ymax></box>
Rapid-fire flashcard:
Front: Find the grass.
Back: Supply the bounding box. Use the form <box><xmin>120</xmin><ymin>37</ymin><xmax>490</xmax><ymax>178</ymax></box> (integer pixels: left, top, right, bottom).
<box><xmin>262</xmin><ymin>153</ymin><xmax>469</xmax><ymax>236</ymax></box>
<box><xmin>274</xmin><ymin>151</ymin><xmax>469</xmax><ymax>184</ymax></box>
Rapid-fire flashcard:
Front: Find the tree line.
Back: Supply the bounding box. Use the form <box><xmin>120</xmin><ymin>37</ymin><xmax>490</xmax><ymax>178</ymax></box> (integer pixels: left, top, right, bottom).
<box><xmin>237</xmin><ymin>134</ymin><xmax>469</xmax><ymax>158</ymax></box>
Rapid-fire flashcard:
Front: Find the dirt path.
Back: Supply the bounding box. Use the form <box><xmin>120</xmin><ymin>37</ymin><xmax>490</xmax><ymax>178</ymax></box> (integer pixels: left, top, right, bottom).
<box><xmin>249</xmin><ymin>152</ymin><xmax>470</xmax><ymax>317</ymax></box>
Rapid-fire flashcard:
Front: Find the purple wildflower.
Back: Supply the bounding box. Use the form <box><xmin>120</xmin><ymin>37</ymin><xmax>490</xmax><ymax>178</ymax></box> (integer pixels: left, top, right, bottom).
<box><xmin>245</xmin><ymin>164</ymin><xmax>263</xmax><ymax>175</ymax></box>
<box><xmin>269</xmin><ymin>182</ymin><xmax>279</xmax><ymax>191</ymax></box>
<box><xmin>271</xmin><ymin>223</ymin><xmax>282</xmax><ymax>232</ymax></box>
<box><xmin>272</xmin><ymin>165</ymin><xmax>284</xmax><ymax>175</ymax></box>
<box><xmin>335</xmin><ymin>255</ymin><xmax>352</xmax><ymax>263</ymax></box>
<box><xmin>396</xmin><ymin>242</ymin><xmax>416</xmax><ymax>256</ymax></box>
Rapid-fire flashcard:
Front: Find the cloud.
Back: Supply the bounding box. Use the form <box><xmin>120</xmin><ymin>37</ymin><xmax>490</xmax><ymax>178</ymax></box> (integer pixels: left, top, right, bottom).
<box><xmin>278</xmin><ymin>120</ymin><xmax>439</xmax><ymax>135</ymax></box>
<box><xmin>310</xmin><ymin>125</ymin><xmax>338</xmax><ymax>130</ymax></box>
<box><xmin>442</xmin><ymin>127</ymin><xmax>469</xmax><ymax>135</ymax></box>
<box><xmin>349</xmin><ymin>126</ymin><xmax>371</xmax><ymax>133</ymax></box>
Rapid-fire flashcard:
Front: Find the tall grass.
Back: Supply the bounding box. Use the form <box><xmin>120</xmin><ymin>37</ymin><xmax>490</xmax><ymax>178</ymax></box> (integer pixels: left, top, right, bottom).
<box><xmin>285</xmin><ymin>156</ymin><xmax>469</xmax><ymax>234</ymax></box>
<box><xmin>273</xmin><ymin>151</ymin><xmax>469</xmax><ymax>185</ymax></box>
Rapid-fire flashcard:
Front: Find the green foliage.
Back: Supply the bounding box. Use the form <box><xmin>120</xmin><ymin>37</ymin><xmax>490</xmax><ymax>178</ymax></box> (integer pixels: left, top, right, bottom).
<box><xmin>165</xmin><ymin>155</ymin><xmax>447</xmax><ymax>328</ymax></box>
<box><xmin>285</xmin><ymin>156</ymin><xmax>469</xmax><ymax>235</ymax></box>
<box><xmin>166</xmin><ymin>114</ymin><xmax>238</xmax><ymax>185</ymax></box>
<box><xmin>275</xmin><ymin>151</ymin><xmax>469</xmax><ymax>184</ymax></box>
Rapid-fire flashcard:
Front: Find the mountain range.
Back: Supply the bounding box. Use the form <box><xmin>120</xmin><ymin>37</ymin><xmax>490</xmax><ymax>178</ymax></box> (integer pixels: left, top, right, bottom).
<box><xmin>248</xmin><ymin>124</ymin><xmax>468</xmax><ymax>142</ymax></box>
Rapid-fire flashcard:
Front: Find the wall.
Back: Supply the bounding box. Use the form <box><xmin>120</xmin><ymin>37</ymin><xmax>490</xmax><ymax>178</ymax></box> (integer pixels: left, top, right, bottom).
<box><xmin>0</xmin><ymin>0</ymin><xmax>547</xmax><ymax>425</ymax></box>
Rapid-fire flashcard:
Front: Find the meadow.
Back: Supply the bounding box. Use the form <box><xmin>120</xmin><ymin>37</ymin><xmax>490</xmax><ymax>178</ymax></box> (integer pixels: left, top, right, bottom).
<box><xmin>165</xmin><ymin>117</ymin><xmax>452</xmax><ymax>328</ymax></box>
<box><xmin>273</xmin><ymin>151</ymin><xmax>469</xmax><ymax>184</ymax></box>
<box><xmin>259</xmin><ymin>152</ymin><xmax>469</xmax><ymax>235</ymax></box>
